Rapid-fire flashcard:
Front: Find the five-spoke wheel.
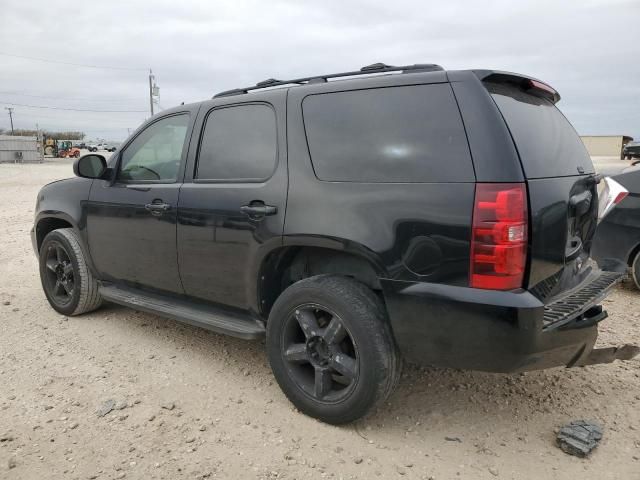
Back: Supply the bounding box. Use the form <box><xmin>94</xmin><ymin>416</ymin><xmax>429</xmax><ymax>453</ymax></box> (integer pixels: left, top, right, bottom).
<box><xmin>39</xmin><ymin>228</ymin><xmax>102</xmax><ymax>316</ymax></box>
<box><xmin>43</xmin><ymin>242</ymin><xmax>75</xmax><ymax>306</ymax></box>
<box><xmin>282</xmin><ymin>305</ymin><xmax>358</xmax><ymax>402</ymax></box>
<box><xmin>267</xmin><ymin>275</ymin><xmax>401</xmax><ymax>424</ymax></box>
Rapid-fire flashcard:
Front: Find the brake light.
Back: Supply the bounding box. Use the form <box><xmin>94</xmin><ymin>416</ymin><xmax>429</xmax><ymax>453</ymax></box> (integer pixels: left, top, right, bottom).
<box><xmin>470</xmin><ymin>183</ymin><xmax>528</xmax><ymax>290</ymax></box>
<box><xmin>598</xmin><ymin>177</ymin><xmax>629</xmax><ymax>222</ymax></box>
<box><xmin>614</xmin><ymin>191</ymin><xmax>628</xmax><ymax>205</ymax></box>
<box><xmin>525</xmin><ymin>79</ymin><xmax>559</xmax><ymax>103</ymax></box>
<box><xmin>529</xmin><ymin>79</ymin><xmax>557</xmax><ymax>96</ymax></box>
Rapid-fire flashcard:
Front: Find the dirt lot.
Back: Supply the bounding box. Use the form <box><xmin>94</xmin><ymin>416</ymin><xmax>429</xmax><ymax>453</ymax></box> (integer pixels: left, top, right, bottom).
<box><xmin>1</xmin><ymin>161</ymin><xmax>639</xmax><ymax>480</ymax></box>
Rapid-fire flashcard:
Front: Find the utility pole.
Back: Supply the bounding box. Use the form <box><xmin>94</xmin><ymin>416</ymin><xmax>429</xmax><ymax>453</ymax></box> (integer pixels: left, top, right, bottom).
<box><xmin>5</xmin><ymin>107</ymin><xmax>14</xmax><ymax>135</ymax></box>
<box><xmin>148</xmin><ymin>69</ymin><xmax>160</xmax><ymax>117</ymax></box>
<box><xmin>148</xmin><ymin>69</ymin><xmax>154</xmax><ymax>116</ymax></box>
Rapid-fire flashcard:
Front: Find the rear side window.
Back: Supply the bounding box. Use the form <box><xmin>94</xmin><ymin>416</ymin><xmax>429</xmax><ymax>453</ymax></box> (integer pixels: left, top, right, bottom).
<box><xmin>487</xmin><ymin>83</ymin><xmax>594</xmax><ymax>179</ymax></box>
<box><xmin>196</xmin><ymin>104</ymin><xmax>277</xmax><ymax>181</ymax></box>
<box><xmin>302</xmin><ymin>84</ymin><xmax>474</xmax><ymax>183</ymax></box>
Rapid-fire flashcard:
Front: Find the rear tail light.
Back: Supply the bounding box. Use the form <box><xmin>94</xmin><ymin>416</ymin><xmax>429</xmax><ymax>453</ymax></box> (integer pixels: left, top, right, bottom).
<box><xmin>614</xmin><ymin>191</ymin><xmax>629</xmax><ymax>204</ymax></box>
<box><xmin>470</xmin><ymin>183</ymin><xmax>528</xmax><ymax>290</ymax></box>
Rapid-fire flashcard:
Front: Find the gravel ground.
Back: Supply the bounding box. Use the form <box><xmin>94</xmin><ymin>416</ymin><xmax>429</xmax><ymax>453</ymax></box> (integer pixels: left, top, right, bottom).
<box><xmin>1</xmin><ymin>161</ymin><xmax>639</xmax><ymax>480</ymax></box>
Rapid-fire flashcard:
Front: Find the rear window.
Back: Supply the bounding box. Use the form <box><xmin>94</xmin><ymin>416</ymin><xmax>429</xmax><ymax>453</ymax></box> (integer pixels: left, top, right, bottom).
<box><xmin>487</xmin><ymin>83</ymin><xmax>594</xmax><ymax>179</ymax></box>
<box><xmin>302</xmin><ymin>84</ymin><xmax>474</xmax><ymax>183</ymax></box>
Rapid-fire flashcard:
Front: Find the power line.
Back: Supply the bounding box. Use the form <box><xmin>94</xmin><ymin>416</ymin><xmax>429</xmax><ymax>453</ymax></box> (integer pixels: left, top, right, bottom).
<box><xmin>0</xmin><ymin>51</ymin><xmax>147</xmax><ymax>71</ymax></box>
<box><xmin>0</xmin><ymin>90</ymin><xmax>146</xmax><ymax>105</ymax></box>
<box><xmin>1</xmin><ymin>102</ymin><xmax>147</xmax><ymax>113</ymax></box>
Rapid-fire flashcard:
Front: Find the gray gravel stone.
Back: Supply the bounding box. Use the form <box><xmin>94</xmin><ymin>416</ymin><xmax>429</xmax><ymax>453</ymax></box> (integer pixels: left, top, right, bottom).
<box><xmin>96</xmin><ymin>399</ymin><xmax>116</xmax><ymax>418</ymax></box>
<box><xmin>556</xmin><ymin>420</ymin><xmax>603</xmax><ymax>457</ymax></box>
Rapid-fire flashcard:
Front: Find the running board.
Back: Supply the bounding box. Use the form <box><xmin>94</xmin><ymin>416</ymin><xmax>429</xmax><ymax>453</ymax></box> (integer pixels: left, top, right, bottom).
<box><xmin>99</xmin><ymin>285</ymin><xmax>265</xmax><ymax>340</ymax></box>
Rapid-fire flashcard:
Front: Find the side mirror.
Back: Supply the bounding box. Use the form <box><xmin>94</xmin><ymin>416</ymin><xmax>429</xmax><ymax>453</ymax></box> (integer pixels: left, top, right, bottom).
<box><xmin>73</xmin><ymin>154</ymin><xmax>107</xmax><ymax>179</ymax></box>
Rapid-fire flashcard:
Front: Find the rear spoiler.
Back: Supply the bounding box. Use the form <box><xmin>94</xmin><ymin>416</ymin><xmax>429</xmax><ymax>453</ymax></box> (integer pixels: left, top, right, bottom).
<box><xmin>473</xmin><ymin>70</ymin><xmax>561</xmax><ymax>104</ymax></box>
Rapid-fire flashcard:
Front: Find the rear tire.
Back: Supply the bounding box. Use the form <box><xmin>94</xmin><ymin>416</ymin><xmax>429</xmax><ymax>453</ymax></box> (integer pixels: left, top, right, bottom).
<box><xmin>266</xmin><ymin>275</ymin><xmax>401</xmax><ymax>424</ymax></box>
<box><xmin>632</xmin><ymin>251</ymin><xmax>640</xmax><ymax>291</ymax></box>
<box><xmin>39</xmin><ymin>228</ymin><xmax>102</xmax><ymax>316</ymax></box>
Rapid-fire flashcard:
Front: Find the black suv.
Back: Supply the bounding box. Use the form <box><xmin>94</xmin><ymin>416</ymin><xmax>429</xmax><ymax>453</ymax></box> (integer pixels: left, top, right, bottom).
<box><xmin>32</xmin><ymin>63</ymin><xmax>637</xmax><ymax>424</ymax></box>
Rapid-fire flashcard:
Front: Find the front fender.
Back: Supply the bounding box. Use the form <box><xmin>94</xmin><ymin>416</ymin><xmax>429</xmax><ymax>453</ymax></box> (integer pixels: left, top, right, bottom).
<box><xmin>33</xmin><ymin>177</ymin><xmax>97</xmax><ymax>273</ymax></box>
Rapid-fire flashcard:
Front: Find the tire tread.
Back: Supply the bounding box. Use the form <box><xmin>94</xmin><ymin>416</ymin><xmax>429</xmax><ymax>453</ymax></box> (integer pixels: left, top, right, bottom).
<box><xmin>267</xmin><ymin>275</ymin><xmax>401</xmax><ymax>424</ymax></box>
<box><xmin>41</xmin><ymin>228</ymin><xmax>102</xmax><ymax>315</ymax></box>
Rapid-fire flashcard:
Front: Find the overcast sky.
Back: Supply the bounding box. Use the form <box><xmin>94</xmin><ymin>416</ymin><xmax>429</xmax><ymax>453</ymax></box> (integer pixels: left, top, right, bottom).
<box><xmin>1</xmin><ymin>0</ymin><xmax>638</xmax><ymax>141</ymax></box>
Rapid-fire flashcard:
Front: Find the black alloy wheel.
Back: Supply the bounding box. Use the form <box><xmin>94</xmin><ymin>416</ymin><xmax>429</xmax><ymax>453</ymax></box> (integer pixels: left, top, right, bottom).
<box><xmin>266</xmin><ymin>275</ymin><xmax>401</xmax><ymax>424</ymax></box>
<box><xmin>39</xmin><ymin>228</ymin><xmax>102</xmax><ymax>316</ymax></box>
<box><xmin>281</xmin><ymin>304</ymin><xmax>358</xmax><ymax>403</ymax></box>
<box><xmin>43</xmin><ymin>241</ymin><xmax>75</xmax><ymax>306</ymax></box>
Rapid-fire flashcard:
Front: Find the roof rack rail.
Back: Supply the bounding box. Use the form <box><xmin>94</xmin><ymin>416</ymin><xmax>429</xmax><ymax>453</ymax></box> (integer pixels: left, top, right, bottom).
<box><xmin>213</xmin><ymin>62</ymin><xmax>444</xmax><ymax>98</ymax></box>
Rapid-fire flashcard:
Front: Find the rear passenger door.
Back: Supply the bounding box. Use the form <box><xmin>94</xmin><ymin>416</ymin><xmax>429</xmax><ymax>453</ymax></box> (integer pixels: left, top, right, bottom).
<box><xmin>177</xmin><ymin>93</ymin><xmax>287</xmax><ymax>312</ymax></box>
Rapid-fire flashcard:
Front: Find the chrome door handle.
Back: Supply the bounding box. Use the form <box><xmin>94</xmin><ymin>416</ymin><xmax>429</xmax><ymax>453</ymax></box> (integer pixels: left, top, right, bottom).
<box><xmin>240</xmin><ymin>203</ymin><xmax>277</xmax><ymax>218</ymax></box>
<box><xmin>145</xmin><ymin>202</ymin><xmax>171</xmax><ymax>215</ymax></box>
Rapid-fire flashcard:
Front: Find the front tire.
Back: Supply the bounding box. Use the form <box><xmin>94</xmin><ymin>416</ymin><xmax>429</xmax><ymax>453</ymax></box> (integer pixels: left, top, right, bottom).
<box><xmin>632</xmin><ymin>251</ymin><xmax>640</xmax><ymax>291</ymax></box>
<box><xmin>39</xmin><ymin>228</ymin><xmax>102</xmax><ymax>316</ymax></box>
<box><xmin>266</xmin><ymin>275</ymin><xmax>401</xmax><ymax>424</ymax></box>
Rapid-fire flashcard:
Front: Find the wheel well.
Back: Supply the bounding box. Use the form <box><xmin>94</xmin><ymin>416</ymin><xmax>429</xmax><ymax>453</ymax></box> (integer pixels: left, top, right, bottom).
<box><xmin>258</xmin><ymin>247</ymin><xmax>382</xmax><ymax>317</ymax></box>
<box><xmin>36</xmin><ymin>218</ymin><xmax>73</xmax><ymax>252</ymax></box>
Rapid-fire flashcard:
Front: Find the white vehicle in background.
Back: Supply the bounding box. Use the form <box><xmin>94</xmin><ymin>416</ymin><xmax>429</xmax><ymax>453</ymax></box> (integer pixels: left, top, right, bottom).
<box><xmin>88</xmin><ymin>142</ymin><xmax>118</xmax><ymax>152</ymax></box>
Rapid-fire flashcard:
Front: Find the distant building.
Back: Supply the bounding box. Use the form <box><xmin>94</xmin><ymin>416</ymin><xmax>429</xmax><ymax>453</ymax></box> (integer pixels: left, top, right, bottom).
<box><xmin>581</xmin><ymin>135</ymin><xmax>633</xmax><ymax>159</ymax></box>
<box><xmin>0</xmin><ymin>135</ymin><xmax>43</xmax><ymax>163</ymax></box>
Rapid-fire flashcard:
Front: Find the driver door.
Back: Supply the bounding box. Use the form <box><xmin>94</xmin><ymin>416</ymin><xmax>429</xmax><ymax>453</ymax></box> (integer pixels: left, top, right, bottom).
<box><xmin>86</xmin><ymin>111</ymin><xmax>195</xmax><ymax>294</ymax></box>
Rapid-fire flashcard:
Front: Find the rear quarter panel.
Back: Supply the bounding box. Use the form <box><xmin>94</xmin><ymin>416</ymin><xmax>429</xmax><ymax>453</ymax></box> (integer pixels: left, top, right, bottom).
<box><xmin>285</xmin><ymin>81</ymin><xmax>475</xmax><ymax>285</ymax></box>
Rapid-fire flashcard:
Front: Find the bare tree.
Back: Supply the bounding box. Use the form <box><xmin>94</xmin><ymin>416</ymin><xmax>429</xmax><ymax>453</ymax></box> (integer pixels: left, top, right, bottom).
<box><xmin>11</xmin><ymin>130</ymin><xmax>85</xmax><ymax>140</ymax></box>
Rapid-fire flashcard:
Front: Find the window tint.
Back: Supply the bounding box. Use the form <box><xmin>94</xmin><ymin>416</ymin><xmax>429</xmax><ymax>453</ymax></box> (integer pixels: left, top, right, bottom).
<box><xmin>197</xmin><ymin>104</ymin><xmax>277</xmax><ymax>181</ymax></box>
<box><xmin>302</xmin><ymin>84</ymin><xmax>473</xmax><ymax>183</ymax></box>
<box><xmin>118</xmin><ymin>114</ymin><xmax>189</xmax><ymax>182</ymax></box>
<box><xmin>487</xmin><ymin>83</ymin><xmax>594</xmax><ymax>179</ymax></box>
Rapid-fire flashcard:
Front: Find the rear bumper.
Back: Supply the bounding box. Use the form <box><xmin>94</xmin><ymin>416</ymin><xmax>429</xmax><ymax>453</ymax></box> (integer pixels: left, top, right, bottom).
<box><xmin>381</xmin><ymin>269</ymin><xmax>633</xmax><ymax>373</ymax></box>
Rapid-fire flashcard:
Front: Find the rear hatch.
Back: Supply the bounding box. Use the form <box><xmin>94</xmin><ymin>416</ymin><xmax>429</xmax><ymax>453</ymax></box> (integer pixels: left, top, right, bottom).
<box><xmin>482</xmin><ymin>74</ymin><xmax>618</xmax><ymax>310</ymax></box>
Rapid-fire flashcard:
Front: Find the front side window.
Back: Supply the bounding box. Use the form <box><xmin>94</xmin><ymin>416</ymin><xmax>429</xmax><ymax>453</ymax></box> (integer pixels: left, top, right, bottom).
<box><xmin>196</xmin><ymin>104</ymin><xmax>277</xmax><ymax>181</ymax></box>
<box><xmin>118</xmin><ymin>114</ymin><xmax>190</xmax><ymax>182</ymax></box>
